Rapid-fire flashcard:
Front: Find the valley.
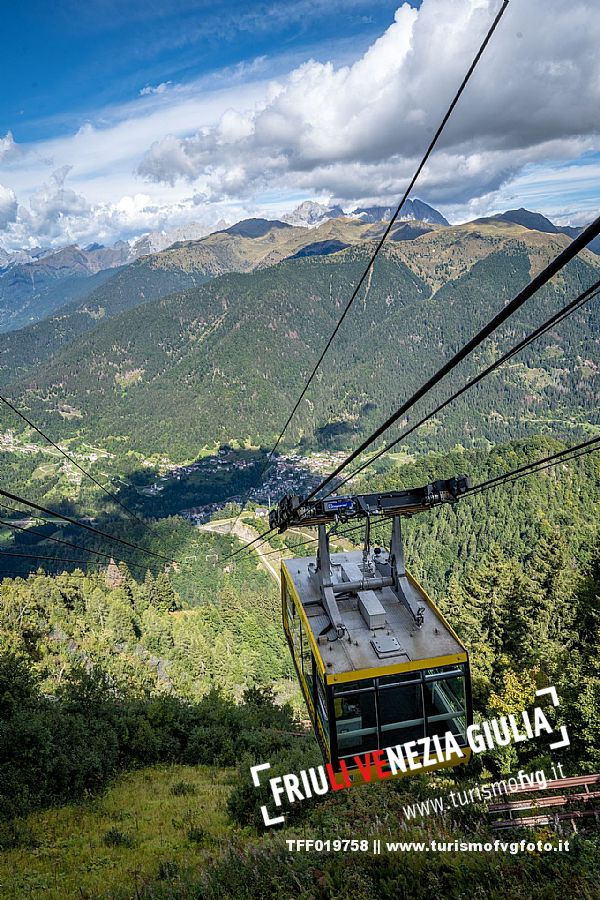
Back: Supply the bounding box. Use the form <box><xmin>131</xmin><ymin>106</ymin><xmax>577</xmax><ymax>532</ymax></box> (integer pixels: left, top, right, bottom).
<box><xmin>1</xmin><ymin>218</ymin><xmax>597</xmax><ymax>478</ymax></box>
<box><xmin>1</xmin><ymin>205</ymin><xmax>599</xmax><ymax>899</ymax></box>
<box><xmin>1</xmin><ymin>211</ymin><xmax>598</xmax><ymax>586</ymax></box>
<box><xmin>2</xmin><ymin>0</ymin><xmax>600</xmax><ymax>892</ymax></box>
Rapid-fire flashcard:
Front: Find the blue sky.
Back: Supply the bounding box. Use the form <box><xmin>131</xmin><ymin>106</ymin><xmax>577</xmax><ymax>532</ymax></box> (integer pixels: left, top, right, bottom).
<box><xmin>3</xmin><ymin>0</ymin><xmax>409</xmax><ymax>142</ymax></box>
<box><xmin>0</xmin><ymin>0</ymin><xmax>598</xmax><ymax>250</ymax></box>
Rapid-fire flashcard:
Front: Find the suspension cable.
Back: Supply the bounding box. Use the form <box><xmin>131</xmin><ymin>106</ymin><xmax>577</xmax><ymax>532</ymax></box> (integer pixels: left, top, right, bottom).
<box><xmin>298</xmin><ymin>214</ymin><xmax>600</xmax><ymax>506</ymax></box>
<box><xmin>465</xmin><ymin>436</ymin><xmax>600</xmax><ymax>496</ymax></box>
<box><xmin>229</xmin><ymin>0</ymin><xmax>510</xmax><ymax>531</ymax></box>
<box><xmin>0</xmin><ymin>515</ymin><xmax>153</xmax><ymax>570</ymax></box>
<box><xmin>323</xmin><ymin>277</ymin><xmax>600</xmax><ymax>495</ymax></box>
<box><xmin>0</xmin><ymin>393</ymin><xmax>153</xmax><ymax>530</ymax></box>
<box><xmin>264</xmin><ymin>0</ymin><xmax>510</xmax><ymax>460</ymax></box>
<box><xmin>0</xmin><ymin>486</ymin><xmax>179</xmax><ymax>566</ymax></box>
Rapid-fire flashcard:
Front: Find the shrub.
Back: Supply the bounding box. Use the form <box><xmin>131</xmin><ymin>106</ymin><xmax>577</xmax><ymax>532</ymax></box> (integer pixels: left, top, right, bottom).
<box><xmin>186</xmin><ymin>823</ymin><xmax>206</xmax><ymax>844</ymax></box>
<box><xmin>157</xmin><ymin>860</ymin><xmax>179</xmax><ymax>880</ymax></box>
<box><xmin>0</xmin><ymin>820</ymin><xmax>39</xmax><ymax>850</ymax></box>
<box><xmin>102</xmin><ymin>827</ymin><xmax>135</xmax><ymax>848</ymax></box>
<box><xmin>170</xmin><ymin>780</ymin><xmax>197</xmax><ymax>797</ymax></box>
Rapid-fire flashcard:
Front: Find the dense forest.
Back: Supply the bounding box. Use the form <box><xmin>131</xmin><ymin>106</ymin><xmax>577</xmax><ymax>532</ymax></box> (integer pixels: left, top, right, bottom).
<box><xmin>0</xmin><ymin>469</ymin><xmax>598</xmax><ymax>895</ymax></box>
<box><xmin>0</xmin><ymin>215</ymin><xmax>435</xmax><ymax>385</ymax></box>
<box><xmin>1</xmin><ymin>439</ymin><xmax>598</xmax><ymax>769</ymax></box>
<box><xmin>1</xmin><ymin>228</ymin><xmax>597</xmax><ymax>468</ymax></box>
<box><xmin>359</xmin><ymin>436</ymin><xmax>600</xmax><ymax>595</ymax></box>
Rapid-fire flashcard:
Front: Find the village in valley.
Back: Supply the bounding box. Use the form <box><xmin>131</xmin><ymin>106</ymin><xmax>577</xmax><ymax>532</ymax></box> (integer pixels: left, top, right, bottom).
<box><xmin>142</xmin><ymin>446</ymin><xmax>351</xmax><ymax>523</ymax></box>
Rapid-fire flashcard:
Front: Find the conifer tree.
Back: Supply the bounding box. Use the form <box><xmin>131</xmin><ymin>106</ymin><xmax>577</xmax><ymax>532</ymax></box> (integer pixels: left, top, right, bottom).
<box><xmin>519</xmin><ymin>532</ymin><xmax>576</xmax><ymax>670</ymax></box>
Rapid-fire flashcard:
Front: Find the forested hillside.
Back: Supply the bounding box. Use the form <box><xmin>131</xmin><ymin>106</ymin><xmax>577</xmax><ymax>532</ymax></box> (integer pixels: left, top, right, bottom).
<box><xmin>0</xmin><ymin>215</ymin><xmax>404</xmax><ymax>386</ymax></box>
<box><xmin>2</xmin><ymin>437</ymin><xmax>598</xmax><ymax>716</ymax></box>
<box><xmin>3</xmin><ymin>226</ymin><xmax>598</xmax><ymax>466</ymax></box>
<box><xmin>1</xmin><ymin>217</ymin><xmax>598</xmax><ymax>900</ymax></box>
<box><xmin>359</xmin><ymin>436</ymin><xmax>600</xmax><ymax>597</ymax></box>
<box><xmin>0</xmin><ymin>266</ymin><xmax>120</xmax><ymax>334</ymax></box>
<box><xmin>0</xmin><ymin>258</ymin><xmax>212</xmax><ymax>385</ymax></box>
<box><xmin>1</xmin><ymin>0</ymin><xmax>599</xmax><ymax>890</ymax></box>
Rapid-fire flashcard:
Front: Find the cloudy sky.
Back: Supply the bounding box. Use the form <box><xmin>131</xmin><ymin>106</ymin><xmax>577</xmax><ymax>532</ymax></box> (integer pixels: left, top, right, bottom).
<box><xmin>0</xmin><ymin>0</ymin><xmax>598</xmax><ymax>250</ymax></box>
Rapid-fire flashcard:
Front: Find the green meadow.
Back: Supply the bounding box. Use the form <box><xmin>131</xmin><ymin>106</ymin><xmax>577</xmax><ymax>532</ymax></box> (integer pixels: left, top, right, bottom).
<box><xmin>0</xmin><ymin>765</ymin><xmax>232</xmax><ymax>900</ymax></box>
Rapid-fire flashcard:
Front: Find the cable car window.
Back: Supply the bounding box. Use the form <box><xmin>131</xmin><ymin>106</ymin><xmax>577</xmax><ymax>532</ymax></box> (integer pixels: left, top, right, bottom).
<box><xmin>285</xmin><ymin>586</ymin><xmax>296</xmax><ymax>632</ymax></box>
<box><xmin>424</xmin><ymin>665</ymin><xmax>464</xmax><ymax>679</ymax></box>
<box><xmin>424</xmin><ymin>675</ymin><xmax>467</xmax><ymax>742</ymax></box>
<box><xmin>425</xmin><ymin>672</ymin><xmax>465</xmax><ymax>705</ymax></box>
<box><xmin>334</xmin><ymin>679</ymin><xmax>374</xmax><ymax>695</ymax></box>
<box><xmin>377</xmin><ymin>680</ymin><xmax>425</xmax><ymax>744</ymax></box>
<box><xmin>335</xmin><ymin>691</ymin><xmax>378</xmax><ymax>757</ymax></box>
<box><xmin>292</xmin><ymin>617</ymin><xmax>301</xmax><ymax>665</ymax></box>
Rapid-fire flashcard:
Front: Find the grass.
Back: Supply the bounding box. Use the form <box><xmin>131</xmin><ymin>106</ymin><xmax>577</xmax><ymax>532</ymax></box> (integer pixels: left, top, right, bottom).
<box><xmin>381</xmin><ymin>450</ymin><xmax>414</xmax><ymax>466</ymax></box>
<box><xmin>31</xmin><ymin>462</ymin><xmax>60</xmax><ymax>479</ymax></box>
<box><xmin>0</xmin><ymin>764</ymin><xmax>234</xmax><ymax>900</ymax></box>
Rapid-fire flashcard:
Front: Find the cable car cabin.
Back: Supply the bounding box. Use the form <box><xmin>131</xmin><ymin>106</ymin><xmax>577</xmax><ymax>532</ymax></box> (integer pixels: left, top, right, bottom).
<box><xmin>273</xmin><ymin>479</ymin><xmax>473</xmax><ymax>785</ymax></box>
<box><xmin>282</xmin><ymin>549</ymin><xmax>472</xmax><ymax>782</ymax></box>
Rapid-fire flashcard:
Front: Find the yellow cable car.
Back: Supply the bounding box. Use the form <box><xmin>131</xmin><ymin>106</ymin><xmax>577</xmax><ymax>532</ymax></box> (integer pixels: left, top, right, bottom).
<box><xmin>272</xmin><ymin>478</ymin><xmax>473</xmax><ymax>783</ymax></box>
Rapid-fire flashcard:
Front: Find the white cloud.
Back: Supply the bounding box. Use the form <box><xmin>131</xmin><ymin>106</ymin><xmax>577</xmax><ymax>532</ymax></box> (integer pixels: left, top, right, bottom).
<box><xmin>0</xmin><ymin>184</ymin><xmax>18</xmax><ymax>229</ymax></box>
<box><xmin>139</xmin><ymin>81</ymin><xmax>172</xmax><ymax>96</ymax></box>
<box><xmin>11</xmin><ymin>167</ymin><xmax>91</xmax><ymax>244</ymax></box>
<box><xmin>139</xmin><ymin>133</ymin><xmax>201</xmax><ymax>185</ymax></box>
<box><xmin>138</xmin><ymin>0</ymin><xmax>600</xmax><ymax>212</ymax></box>
<box><xmin>0</xmin><ymin>164</ymin><xmax>253</xmax><ymax>250</ymax></box>
<box><xmin>0</xmin><ymin>73</ymin><xmax>269</xmax><ymax>248</ymax></box>
<box><xmin>0</xmin><ymin>0</ymin><xmax>599</xmax><ymax>249</ymax></box>
<box><xmin>0</xmin><ymin>131</ymin><xmax>20</xmax><ymax>163</ymax></box>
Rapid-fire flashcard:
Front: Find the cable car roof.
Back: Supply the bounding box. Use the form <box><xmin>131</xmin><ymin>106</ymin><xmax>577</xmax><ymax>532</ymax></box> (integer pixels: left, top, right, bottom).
<box><xmin>284</xmin><ymin>549</ymin><xmax>466</xmax><ymax>681</ymax></box>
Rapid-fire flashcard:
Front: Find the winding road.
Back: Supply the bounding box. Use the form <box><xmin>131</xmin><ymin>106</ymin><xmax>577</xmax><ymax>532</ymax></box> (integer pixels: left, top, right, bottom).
<box><xmin>197</xmin><ymin>517</ymin><xmax>359</xmax><ymax>584</ymax></box>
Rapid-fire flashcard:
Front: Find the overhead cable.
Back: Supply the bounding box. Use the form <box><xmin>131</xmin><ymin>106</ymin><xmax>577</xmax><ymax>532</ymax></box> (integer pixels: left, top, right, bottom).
<box><xmin>301</xmin><ymin>214</ymin><xmax>600</xmax><ymax>505</ymax></box>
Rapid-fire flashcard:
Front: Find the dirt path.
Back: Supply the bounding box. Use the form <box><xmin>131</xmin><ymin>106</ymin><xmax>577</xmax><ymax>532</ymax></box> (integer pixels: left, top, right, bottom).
<box><xmin>197</xmin><ymin>518</ymin><xmax>281</xmax><ymax>584</ymax></box>
<box><xmin>198</xmin><ymin>517</ymin><xmax>361</xmax><ymax>584</ymax></box>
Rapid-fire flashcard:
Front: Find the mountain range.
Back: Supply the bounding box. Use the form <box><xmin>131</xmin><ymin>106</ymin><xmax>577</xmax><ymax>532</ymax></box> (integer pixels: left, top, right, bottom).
<box><xmin>475</xmin><ymin>208</ymin><xmax>600</xmax><ymax>253</ymax></box>
<box><xmin>1</xmin><ymin>212</ymin><xmax>598</xmax><ymax>481</ymax></box>
<box><xmin>2</xmin><ymin>200</ymin><xmax>595</xmax><ymax>336</ymax></box>
<box><xmin>0</xmin><ymin>221</ymin><xmax>227</xmax><ymax>332</ymax></box>
<box><xmin>280</xmin><ymin>198</ymin><xmax>449</xmax><ymax>227</ymax></box>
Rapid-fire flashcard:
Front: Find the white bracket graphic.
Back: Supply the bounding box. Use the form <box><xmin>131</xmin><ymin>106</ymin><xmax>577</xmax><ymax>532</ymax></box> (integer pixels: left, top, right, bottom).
<box><xmin>535</xmin><ymin>686</ymin><xmax>570</xmax><ymax>750</ymax></box>
<box><xmin>250</xmin><ymin>762</ymin><xmax>285</xmax><ymax>827</ymax></box>
<box><xmin>535</xmin><ymin>686</ymin><xmax>559</xmax><ymax>706</ymax></box>
<box><xmin>250</xmin><ymin>762</ymin><xmax>271</xmax><ymax>787</ymax></box>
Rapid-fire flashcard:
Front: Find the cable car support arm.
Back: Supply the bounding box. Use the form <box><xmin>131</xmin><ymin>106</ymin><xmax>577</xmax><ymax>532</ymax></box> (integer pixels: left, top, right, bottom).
<box><xmin>271</xmin><ymin>476</ymin><xmax>471</xmax><ymax>637</ymax></box>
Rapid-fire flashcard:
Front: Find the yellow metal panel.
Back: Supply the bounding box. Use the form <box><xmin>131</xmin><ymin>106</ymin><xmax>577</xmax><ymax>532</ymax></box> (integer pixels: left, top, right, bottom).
<box><xmin>281</xmin><ymin>564</ymin><xmax>326</xmax><ymax>676</ymax></box>
<box><xmin>282</xmin><ymin>565</ymin><xmax>330</xmax><ymax>753</ymax></box>
<box><xmin>326</xmin><ymin>652</ymin><xmax>468</xmax><ymax>685</ymax></box>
